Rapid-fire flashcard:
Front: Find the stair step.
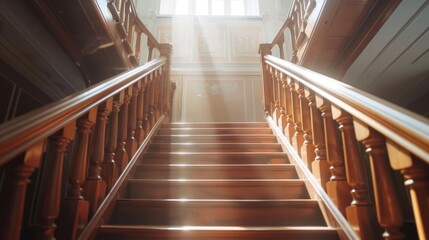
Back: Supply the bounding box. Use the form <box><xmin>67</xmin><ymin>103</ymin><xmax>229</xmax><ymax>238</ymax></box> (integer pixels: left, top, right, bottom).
<box><xmin>141</xmin><ymin>152</ymin><xmax>290</xmax><ymax>164</ymax></box>
<box><xmin>110</xmin><ymin>199</ymin><xmax>326</xmax><ymax>226</ymax></box>
<box><xmin>154</xmin><ymin>134</ymin><xmax>277</xmax><ymax>143</ymax></box>
<box><xmin>163</xmin><ymin>122</ymin><xmax>269</xmax><ymax>128</ymax></box>
<box><xmin>158</xmin><ymin>128</ymin><xmax>273</xmax><ymax>135</ymax></box>
<box><xmin>98</xmin><ymin>225</ymin><xmax>340</xmax><ymax>240</ymax></box>
<box><xmin>148</xmin><ymin>143</ymin><xmax>283</xmax><ymax>153</ymax></box>
<box><xmin>126</xmin><ymin>179</ymin><xmax>309</xmax><ymax>199</ymax></box>
<box><xmin>133</xmin><ymin>164</ymin><xmax>298</xmax><ymax>179</ymax></box>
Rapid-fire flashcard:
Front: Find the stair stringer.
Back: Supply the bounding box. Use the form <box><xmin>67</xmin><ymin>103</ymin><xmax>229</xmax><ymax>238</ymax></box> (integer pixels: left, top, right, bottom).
<box><xmin>266</xmin><ymin>115</ymin><xmax>359</xmax><ymax>240</ymax></box>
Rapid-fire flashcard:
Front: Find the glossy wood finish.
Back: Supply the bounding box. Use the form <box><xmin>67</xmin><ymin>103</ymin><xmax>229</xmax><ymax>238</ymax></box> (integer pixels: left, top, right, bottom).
<box><xmin>260</xmin><ymin>49</ymin><xmax>427</xmax><ymax>238</ymax></box>
<box><xmin>100</xmin><ymin>123</ymin><xmax>338</xmax><ymax>239</ymax></box>
<box><xmin>270</xmin><ymin>0</ymin><xmax>401</xmax><ymax>78</ymax></box>
<box><xmin>0</xmin><ymin>49</ymin><xmax>172</xmax><ymax>239</ymax></box>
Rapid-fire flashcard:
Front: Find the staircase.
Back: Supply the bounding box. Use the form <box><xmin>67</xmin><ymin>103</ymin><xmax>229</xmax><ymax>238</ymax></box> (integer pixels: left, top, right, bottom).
<box><xmin>98</xmin><ymin>122</ymin><xmax>339</xmax><ymax>240</ymax></box>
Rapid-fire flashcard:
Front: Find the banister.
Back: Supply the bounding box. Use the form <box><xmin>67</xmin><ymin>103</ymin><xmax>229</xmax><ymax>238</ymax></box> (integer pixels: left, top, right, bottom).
<box><xmin>264</xmin><ymin>55</ymin><xmax>429</xmax><ymax>163</ymax></box>
<box><xmin>0</xmin><ymin>57</ymin><xmax>166</xmax><ymax>166</ymax></box>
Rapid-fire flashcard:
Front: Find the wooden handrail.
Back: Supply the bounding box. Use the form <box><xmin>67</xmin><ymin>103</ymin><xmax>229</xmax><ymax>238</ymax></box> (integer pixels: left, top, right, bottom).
<box><xmin>259</xmin><ymin>51</ymin><xmax>429</xmax><ymax>239</ymax></box>
<box><xmin>0</xmin><ymin>58</ymin><xmax>165</xmax><ymax>166</ymax></box>
<box><xmin>264</xmin><ymin>56</ymin><xmax>429</xmax><ymax>162</ymax></box>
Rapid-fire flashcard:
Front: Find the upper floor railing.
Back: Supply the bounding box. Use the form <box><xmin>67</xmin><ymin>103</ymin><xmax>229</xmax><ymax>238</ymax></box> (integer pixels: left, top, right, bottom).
<box><xmin>259</xmin><ymin>43</ymin><xmax>429</xmax><ymax>239</ymax></box>
<box><xmin>0</xmin><ymin>38</ymin><xmax>174</xmax><ymax>239</ymax></box>
<box><xmin>108</xmin><ymin>0</ymin><xmax>161</xmax><ymax>66</ymax></box>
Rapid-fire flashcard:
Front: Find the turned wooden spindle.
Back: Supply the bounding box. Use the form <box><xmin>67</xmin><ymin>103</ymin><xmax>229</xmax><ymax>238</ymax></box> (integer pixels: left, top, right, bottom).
<box><xmin>126</xmin><ymin>85</ymin><xmax>139</xmax><ymax>157</ymax></box>
<box><xmin>149</xmin><ymin>76</ymin><xmax>156</xmax><ymax>128</ymax></box>
<box><xmin>332</xmin><ymin>106</ymin><xmax>378</xmax><ymax>239</ymax></box>
<box><xmin>115</xmin><ymin>92</ymin><xmax>128</xmax><ymax>173</ymax></box>
<box><xmin>136</xmin><ymin>83</ymin><xmax>146</xmax><ymax>144</ymax></box>
<box><xmin>305</xmin><ymin>90</ymin><xmax>329</xmax><ymax>189</ymax></box>
<box><xmin>59</xmin><ymin>111</ymin><xmax>96</xmax><ymax>240</ymax></box>
<box><xmin>143</xmin><ymin>79</ymin><xmax>151</xmax><ymax>133</ymax></box>
<box><xmin>272</xmin><ymin>70</ymin><xmax>281</xmax><ymax>122</ymax></box>
<box><xmin>386</xmin><ymin>141</ymin><xmax>429</xmax><ymax>240</ymax></box>
<box><xmin>354</xmin><ymin>120</ymin><xmax>404</xmax><ymax>239</ymax></box>
<box><xmin>288</xmin><ymin>78</ymin><xmax>304</xmax><ymax>153</ymax></box>
<box><xmin>38</xmin><ymin>123</ymin><xmax>75</xmax><ymax>240</ymax></box>
<box><xmin>259</xmin><ymin>43</ymin><xmax>273</xmax><ymax>116</ymax></box>
<box><xmin>102</xmin><ymin>100</ymin><xmax>120</xmax><ymax>191</ymax></box>
<box><xmin>0</xmin><ymin>142</ymin><xmax>44</xmax><ymax>240</ymax></box>
<box><xmin>284</xmin><ymin>76</ymin><xmax>295</xmax><ymax>141</ymax></box>
<box><xmin>277</xmin><ymin>74</ymin><xmax>287</xmax><ymax>131</ymax></box>
<box><xmin>297</xmin><ymin>84</ymin><xmax>315</xmax><ymax>169</ymax></box>
<box><xmin>84</xmin><ymin>101</ymin><xmax>112</xmax><ymax>217</ymax></box>
<box><xmin>153</xmin><ymin>72</ymin><xmax>161</xmax><ymax>121</ymax></box>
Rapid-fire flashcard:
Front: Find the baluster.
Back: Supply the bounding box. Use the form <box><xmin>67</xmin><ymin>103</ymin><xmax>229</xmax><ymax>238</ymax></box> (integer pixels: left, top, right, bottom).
<box><xmin>135</xmin><ymin>31</ymin><xmax>142</xmax><ymax>62</ymax></box>
<box><xmin>386</xmin><ymin>142</ymin><xmax>429</xmax><ymax>240</ymax></box>
<box><xmin>259</xmin><ymin>44</ymin><xmax>273</xmax><ymax>116</ymax></box>
<box><xmin>354</xmin><ymin>120</ymin><xmax>404</xmax><ymax>239</ymax></box>
<box><xmin>283</xmin><ymin>76</ymin><xmax>295</xmax><ymax>141</ymax></box>
<box><xmin>115</xmin><ymin>92</ymin><xmax>128</xmax><ymax>173</ymax></box>
<box><xmin>0</xmin><ymin>142</ymin><xmax>44</xmax><ymax>240</ymax></box>
<box><xmin>143</xmin><ymin>78</ymin><xmax>151</xmax><ymax>133</ymax></box>
<box><xmin>297</xmin><ymin>83</ymin><xmax>315</xmax><ymax>170</ymax></box>
<box><xmin>289</xmin><ymin>78</ymin><xmax>304</xmax><ymax>153</ymax></box>
<box><xmin>332</xmin><ymin>106</ymin><xmax>379</xmax><ymax>238</ymax></box>
<box><xmin>125</xmin><ymin>85</ymin><xmax>138</xmax><ymax>157</ymax></box>
<box><xmin>305</xmin><ymin>90</ymin><xmax>329</xmax><ymax>189</ymax></box>
<box><xmin>272</xmin><ymin>69</ymin><xmax>281</xmax><ymax>123</ymax></box>
<box><xmin>136</xmin><ymin>82</ymin><xmax>147</xmax><ymax>144</ymax></box>
<box><xmin>59</xmin><ymin>110</ymin><xmax>96</xmax><ymax>239</ymax></box>
<box><xmin>83</xmin><ymin>101</ymin><xmax>112</xmax><ymax>216</ymax></box>
<box><xmin>149</xmin><ymin>76</ymin><xmax>156</xmax><ymax>128</ymax></box>
<box><xmin>153</xmin><ymin>72</ymin><xmax>161</xmax><ymax>121</ymax></box>
<box><xmin>316</xmin><ymin>97</ymin><xmax>350</xmax><ymax>214</ymax></box>
<box><xmin>38</xmin><ymin>123</ymin><xmax>75</xmax><ymax>239</ymax></box>
<box><xmin>159</xmin><ymin>43</ymin><xmax>173</xmax><ymax>117</ymax></box>
<box><xmin>147</xmin><ymin>42</ymin><xmax>154</xmax><ymax>62</ymax></box>
<box><xmin>102</xmin><ymin>99</ymin><xmax>120</xmax><ymax>191</ymax></box>
<box><xmin>277</xmin><ymin>73</ymin><xmax>287</xmax><ymax>131</ymax></box>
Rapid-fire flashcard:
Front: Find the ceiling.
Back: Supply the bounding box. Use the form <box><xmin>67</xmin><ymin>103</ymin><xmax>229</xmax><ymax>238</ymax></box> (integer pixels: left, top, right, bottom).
<box><xmin>342</xmin><ymin>0</ymin><xmax>429</xmax><ymax>108</ymax></box>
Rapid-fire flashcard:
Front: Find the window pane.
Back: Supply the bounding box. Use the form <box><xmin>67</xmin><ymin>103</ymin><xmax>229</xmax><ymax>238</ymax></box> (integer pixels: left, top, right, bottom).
<box><xmin>176</xmin><ymin>0</ymin><xmax>189</xmax><ymax>15</ymax></box>
<box><xmin>212</xmin><ymin>0</ymin><xmax>225</xmax><ymax>15</ymax></box>
<box><xmin>195</xmin><ymin>0</ymin><xmax>209</xmax><ymax>15</ymax></box>
<box><xmin>231</xmin><ymin>0</ymin><xmax>244</xmax><ymax>15</ymax></box>
<box><xmin>247</xmin><ymin>0</ymin><xmax>260</xmax><ymax>16</ymax></box>
<box><xmin>160</xmin><ymin>0</ymin><xmax>173</xmax><ymax>14</ymax></box>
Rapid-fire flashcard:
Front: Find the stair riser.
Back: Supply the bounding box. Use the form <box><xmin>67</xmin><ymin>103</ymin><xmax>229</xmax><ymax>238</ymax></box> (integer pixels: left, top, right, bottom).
<box><xmin>158</xmin><ymin>129</ymin><xmax>273</xmax><ymax>135</ymax></box>
<box><xmin>99</xmin><ymin>228</ymin><xmax>339</xmax><ymax>240</ymax></box>
<box><xmin>126</xmin><ymin>181</ymin><xmax>309</xmax><ymax>199</ymax></box>
<box><xmin>154</xmin><ymin>136</ymin><xmax>277</xmax><ymax>143</ymax></box>
<box><xmin>148</xmin><ymin>145</ymin><xmax>282</xmax><ymax>153</ymax></box>
<box><xmin>111</xmin><ymin>201</ymin><xmax>325</xmax><ymax>226</ymax></box>
<box><xmin>133</xmin><ymin>166</ymin><xmax>298</xmax><ymax>179</ymax></box>
<box><xmin>162</xmin><ymin>123</ymin><xmax>269</xmax><ymax>128</ymax></box>
<box><xmin>141</xmin><ymin>154</ymin><xmax>289</xmax><ymax>164</ymax></box>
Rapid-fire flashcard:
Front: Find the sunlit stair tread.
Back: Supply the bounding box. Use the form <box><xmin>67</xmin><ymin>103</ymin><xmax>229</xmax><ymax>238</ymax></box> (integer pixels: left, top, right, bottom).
<box><xmin>154</xmin><ymin>134</ymin><xmax>277</xmax><ymax>143</ymax></box>
<box><xmin>158</xmin><ymin>128</ymin><xmax>273</xmax><ymax>135</ymax></box>
<box><xmin>110</xmin><ymin>199</ymin><xmax>325</xmax><ymax>226</ymax></box>
<box><xmin>133</xmin><ymin>164</ymin><xmax>298</xmax><ymax>179</ymax></box>
<box><xmin>125</xmin><ymin>179</ymin><xmax>309</xmax><ymax>199</ymax></box>
<box><xmin>148</xmin><ymin>143</ymin><xmax>283</xmax><ymax>152</ymax></box>
<box><xmin>98</xmin><ymin>225</ymin><xmax>339</xmax><ymax>240</ymax></box>
<box><xmin>141</xmin><ymin>152</ymin><xmax>290</xmax><ymax>164</ymax></box>
<box><xmin>163</xmin><ymin>122</ymin><xmax>269</xmax><ymax>128</ymax></box>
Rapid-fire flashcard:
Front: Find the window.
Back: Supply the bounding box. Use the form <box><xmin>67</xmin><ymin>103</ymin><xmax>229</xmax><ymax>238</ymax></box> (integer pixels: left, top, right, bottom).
<box><xmin>159</xmin><ymin>0</ymin><xmax>260</xmax><ymax>16</ymax></box>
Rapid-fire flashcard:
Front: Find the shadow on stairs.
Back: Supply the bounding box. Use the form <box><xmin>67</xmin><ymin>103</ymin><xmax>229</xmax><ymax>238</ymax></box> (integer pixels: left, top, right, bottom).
<box><xmin>97</xmin><ymin>122</ymin><xmax>339</xmax><ymax>240</ymax></box>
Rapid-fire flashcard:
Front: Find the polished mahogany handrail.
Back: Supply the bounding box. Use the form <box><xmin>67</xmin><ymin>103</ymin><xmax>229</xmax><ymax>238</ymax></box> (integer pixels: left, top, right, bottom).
<box><xmin>0</xmin><ymin>57</ymin><xmax>165</xmax><ymax>167</ymax></box>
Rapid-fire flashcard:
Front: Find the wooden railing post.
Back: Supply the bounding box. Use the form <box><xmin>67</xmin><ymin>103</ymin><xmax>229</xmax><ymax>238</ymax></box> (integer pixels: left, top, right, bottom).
<box><xmin>305</xmin><ymin>90</ymin><xmax>330</xmax><ymax>189</ymax></box>
<box><xmin>332</xmin><ymin>106</ymin><xmax>379</xmax><ymax>239</ymax></box>
<box><xmin>115</xmin><ymin>91</ymin><xmax>128</xmax><ymax>173</ymax></box>
<box><xmin>83</xmin><ymin>101</ymin><xmax>112</xmax><ymax>217</ymax></box>
<box><xmin>0</xmin><ymin>142</ymin><xmax>44</xmax><ymax>240</ymax></box>
<box><xmin>354</xmin><ymin>120</ymin><xmax>404</xmax><ymax>239</ymax></box>
<box><xmin>289</xmin><ymin>78</ymin><xmax>304</xmax><ymax>154</ymax></box>
<box><xmin>102</xmin><ymin>99</ymin><xmax>120</xmax><ymax>191</ymax></box>
<box><xmin>276</xmin><ymin>72</ymin><xmax>287</xmax><ymax>131</ymax></box>
<box><xmin>316</xmin><ymin>97</ymin><xmax>351</xmax><ymax>214</ymax></box>
<box><xmin>37</xmin><ymin>123</ymin><xmax>75</xmax><ymax>240</ymax></box>
<box><xmin>135</xmin><ymin>82</ymin><xmax>146</xmax><ymax>144</ymax></box>
<box><xmin>58</xmin><ymin>110</ymin><xmax>96</xmax><ymax>239</ymax></box>
<box><xmin>284</xmin><ymin>76</ymin><xmax>295</xmax><ymax>141</ymax></box>
<box><xmin>297</xmin><ymin>83</ymin><xmax>315</xmax><ymax>170</ymax></box>
<box><xmin>159</xmin><ymin>43</ymin><xmax>173</xmax><ymax>118</ymax></box>
<box><xmin>259</xmin><ymin>44</ymin><xmax>273</xmax><ymax>116</ymax></box>
<box><xmin>386</xmin><ymin>142</ymin><xmax>429</xmax><ymax>240</ymax></box>
<box><xmin>126</xmin><ymin>85</ymin><xmax>139</xmax><ymax>157</ymax></box>
<box><xmin>143</xmin><ymin>78</ymin><xmax>151</xmax><ymax>133</ymax></box>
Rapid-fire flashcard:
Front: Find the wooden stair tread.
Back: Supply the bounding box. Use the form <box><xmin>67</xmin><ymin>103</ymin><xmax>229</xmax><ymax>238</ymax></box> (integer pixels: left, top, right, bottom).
<box><xmin>163</xmin><ymin>122</ymin><xmax>269</xmax><ymax>128</ymax></box>
<box><xmin>110</xmin><ymin>199</ymin><xmax>326</xmax><ymax>226</ymax></box>
<box><xmin>148</xmin><ymin>143</ymin><xmax>283</xmax><ymax>152</ymax></box>
<box><xmin>158</xmin><ymin>128</ymin><xmax>273</xmax><ymax>134</ymax></box>
<box><xmin>98</xmin><ymin>225</ymin><xmax>339</xmax><ymax>240</ymax></box>
<box><xmin>154</xmin><ymin>134</ymin><xmax>277</xmax><ymax>143</ymax></box>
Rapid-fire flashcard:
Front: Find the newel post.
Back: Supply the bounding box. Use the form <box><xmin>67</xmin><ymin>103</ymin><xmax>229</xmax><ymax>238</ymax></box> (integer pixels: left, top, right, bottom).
<box><xmin>259</xmin><ymin>44</ymin><xmax>273</xmax><ymax>116</ymax></box>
